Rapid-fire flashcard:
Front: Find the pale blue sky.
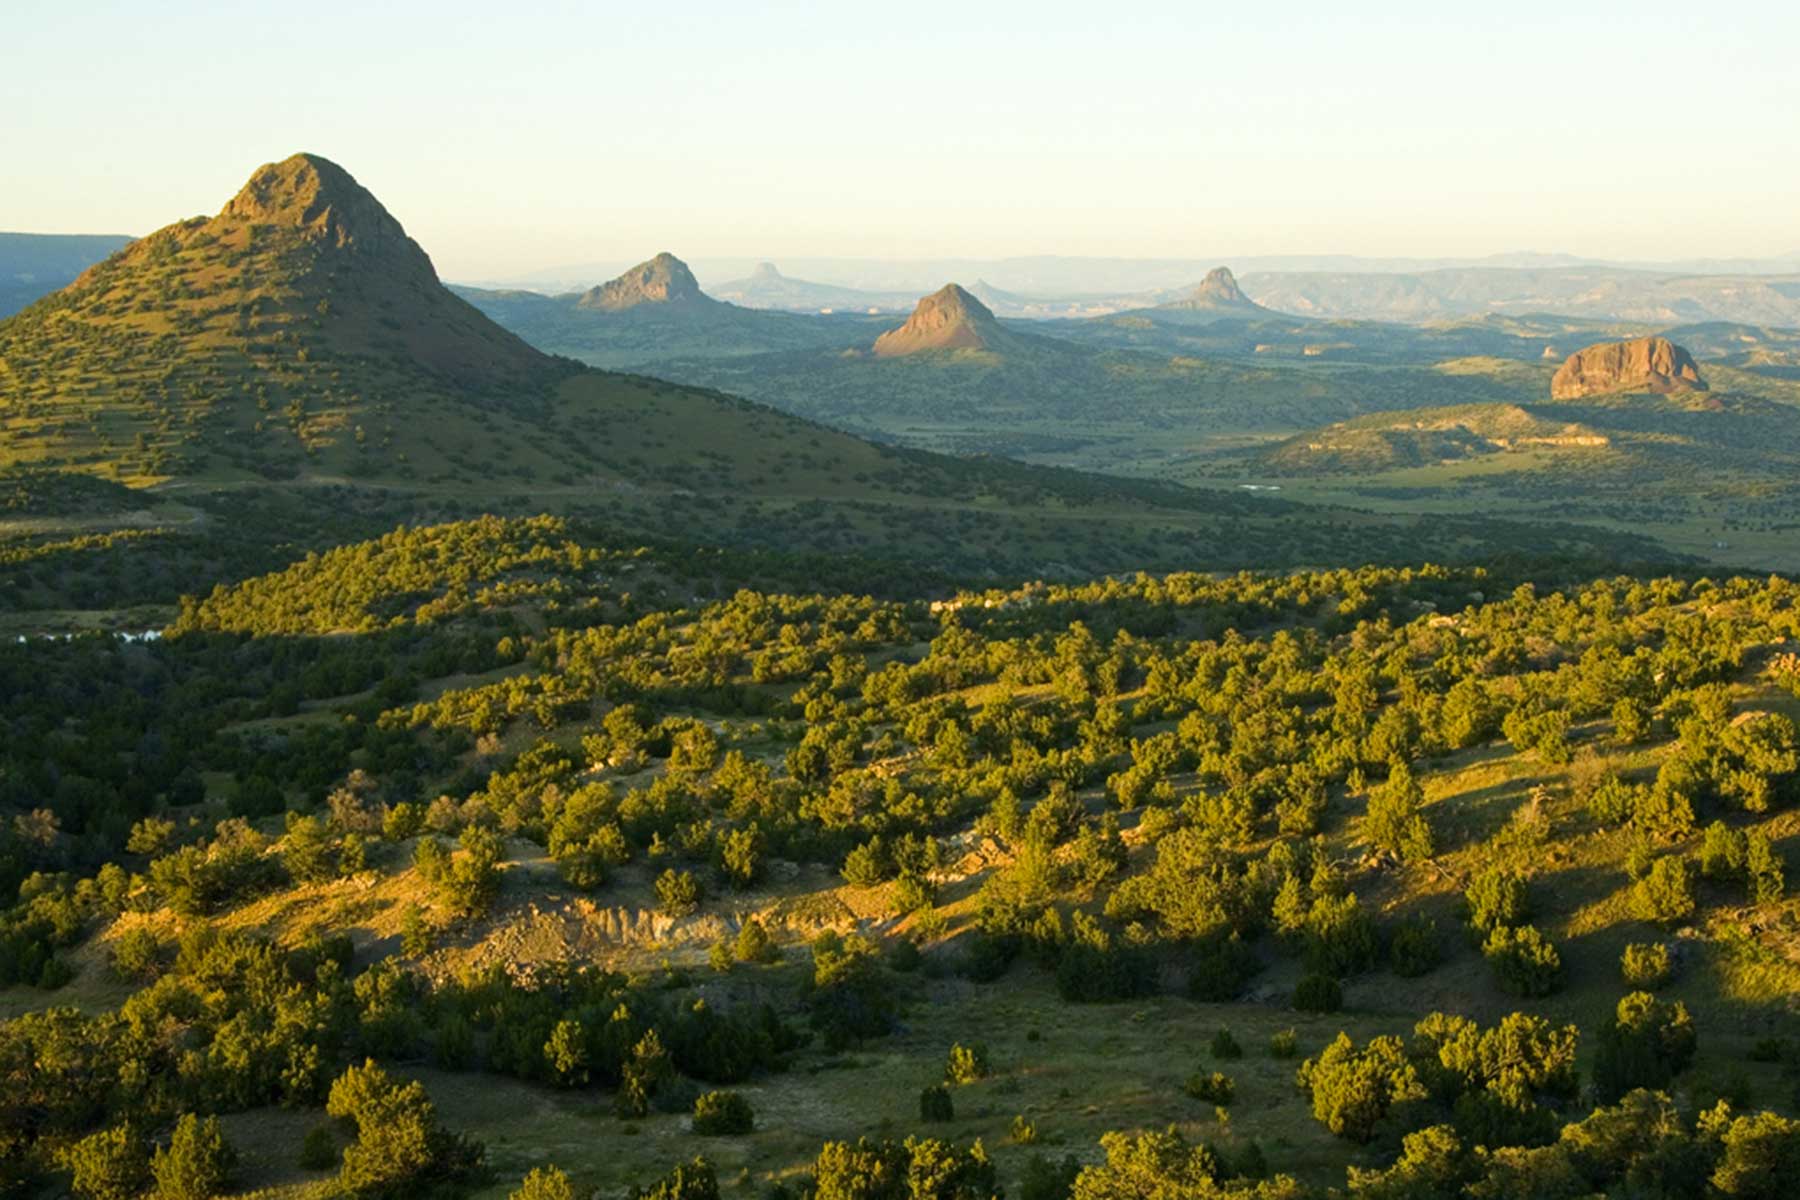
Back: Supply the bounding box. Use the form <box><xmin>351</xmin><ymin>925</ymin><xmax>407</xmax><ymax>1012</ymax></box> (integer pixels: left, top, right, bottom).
<box><xmin>5</xmin><ymin>1</ymin><xmax>1797</xmax><ymax>277</ymax></box>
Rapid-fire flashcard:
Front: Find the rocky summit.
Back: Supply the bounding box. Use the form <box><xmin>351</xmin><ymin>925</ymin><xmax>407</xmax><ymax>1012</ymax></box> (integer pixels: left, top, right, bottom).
<box><xmin>871</xmin><ymin>283</ymin><xmax>1004</xmax><ymax>356</ymax></box>
<box><xmin>579</xmin><ymin>252</ymin><xmax>712</xmax><ymax>311</ymax></box>
<box><xmin>1550</xmin><ymin>336</ymin><xmax>1708</xmax><ymax>400</ymax></box>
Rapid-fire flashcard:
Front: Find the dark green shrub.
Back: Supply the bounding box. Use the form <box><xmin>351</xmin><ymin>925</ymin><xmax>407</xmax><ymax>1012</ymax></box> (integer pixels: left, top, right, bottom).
<box><xmin>691</xmin><ymin>1091</ymin><xmax>754</xmax><ymax>1136</ymax></box>
<box><xmin>1482</xmin><ymin>924</ymin><xmax>1562</xmax><ymax>996</ymax></box>
<box><xmin>1388</xmin><ymin>916</ymin><xmax>1443</xmax><ymax>977</ymax></box>
<box><xmin>1293</xmin><ymin>974</ymin><xmax>1342</xmax><ymax>1013</ymax></box>
<box><xmin>300</xmin><ymin>1123</ymin><xmax>339</xmax><ymax>1171</ymax></box>
<box><xmin>919</xmin><ymin>1084</ymin><xmax>954</xmax><ymax>1123</ymax></box>
<box><xmin>1185</xmin><ymin>1070</ymin><xmax>1235</xmax><ymax>1105</ymax></box>
<box><xmin>150</xmin><ymin>1113</ymin><xmax>236</xmax><ymax>1200</ymax></box>
<box><xmin>1621</xmin><ymin>942</ymin><xmax>1672</xmax><ymax>989</ymax></box>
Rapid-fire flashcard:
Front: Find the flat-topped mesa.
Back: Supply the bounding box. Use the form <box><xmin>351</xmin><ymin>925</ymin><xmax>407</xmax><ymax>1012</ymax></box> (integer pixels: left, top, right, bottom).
<box><xmin>1551</xmin><ymin>336</ymin><xmax>1708</xmax><ymax>400</ymax></box>
<box><xmin>872</xmin><ymin>284</ymin><xmax>1002</xmax><ymax>356</ymax></box>
<box><xmin>220</xmin><ymin>152</ymin><xmax>424</xmax><ymax>264</ymax></box>
<box><xmin>579</xmin><ymin>252</ymin><xmax>712</xmax><ymax>311</ymax></box>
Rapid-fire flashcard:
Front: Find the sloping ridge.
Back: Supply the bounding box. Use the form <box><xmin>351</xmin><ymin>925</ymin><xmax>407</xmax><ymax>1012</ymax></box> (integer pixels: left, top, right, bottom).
<box><xmin>872</xmin><ymin>284</ymin><xmax>1008</xmax><ymax>356</ymax></box>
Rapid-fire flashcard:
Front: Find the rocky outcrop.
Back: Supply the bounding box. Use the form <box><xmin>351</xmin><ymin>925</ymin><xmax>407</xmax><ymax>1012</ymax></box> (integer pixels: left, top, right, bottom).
<box><xmin>220</xmin><ymin>152</ymin><xmax>422</xmax><ymax>261</ymax></box>
<box><xmin>872</xmin><ymin>284</ymin><xmax>1004</xmax><ymax>356</ymax></box>
<box><xmin>578</xmin><ymin>252</ymin><xmax>712</xmax><ymax>311</ymax></box>
<box><xmin>1550</xmin><ymin>337</ymin><xmax>1707</xmax><ymax>400</ymax></box>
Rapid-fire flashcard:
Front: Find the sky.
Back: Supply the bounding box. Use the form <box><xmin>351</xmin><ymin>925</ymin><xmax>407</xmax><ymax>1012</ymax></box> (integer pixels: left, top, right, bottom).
<box><xmin>5</xmin><ymin>0</ymin><xmax>1798</xmax><ymax>279</ymax></box>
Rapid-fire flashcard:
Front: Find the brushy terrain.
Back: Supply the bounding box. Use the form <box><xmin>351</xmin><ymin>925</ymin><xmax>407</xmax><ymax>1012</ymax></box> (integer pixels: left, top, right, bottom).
<box><xmin>3</xmin><ymin>518</ymin><xmax>1797</xmax><ymax>1199</ymax></box>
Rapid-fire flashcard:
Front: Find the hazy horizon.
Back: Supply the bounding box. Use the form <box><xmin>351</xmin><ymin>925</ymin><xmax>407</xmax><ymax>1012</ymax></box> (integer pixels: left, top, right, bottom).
<box><xmin>6</xmin><ymin>1</ymin><xmax>1798</xmax><ymax>278</ymax></box>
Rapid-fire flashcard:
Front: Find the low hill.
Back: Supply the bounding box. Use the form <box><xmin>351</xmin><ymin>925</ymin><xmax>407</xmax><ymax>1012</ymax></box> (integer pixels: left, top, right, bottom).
<box><xmin>1260</xmin><ymin>403</ymin><xmax>1611</xmax><ymax>473</ymax></box>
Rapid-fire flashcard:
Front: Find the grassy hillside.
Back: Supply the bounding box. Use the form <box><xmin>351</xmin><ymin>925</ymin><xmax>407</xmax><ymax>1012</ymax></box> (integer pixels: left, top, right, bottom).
<box><xmin>2</xmin><ymin>522</ymin><xmax>1797</xmax><ymax>1198</ymax></box>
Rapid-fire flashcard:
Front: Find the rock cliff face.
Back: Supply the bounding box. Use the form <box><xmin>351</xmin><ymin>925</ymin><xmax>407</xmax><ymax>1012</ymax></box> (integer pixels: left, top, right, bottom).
<box><xmin>218</xmin><ymin>153</ymin><xmax>420</xmax><ymax>260</ymax></box>
<box><xmin>578</xmin><ymin>252</ymin><xmax>712</xmax><ymax>311</ymax></box>
<box><xmin>1550</xmin><ymin>337</ymin><xmax>1707</xmax><ymax>400</ymax></box>
<box><xmin>872</xmin><ymin>284</ymin><xmax>1003</xmax><ymax>356</ymax></box>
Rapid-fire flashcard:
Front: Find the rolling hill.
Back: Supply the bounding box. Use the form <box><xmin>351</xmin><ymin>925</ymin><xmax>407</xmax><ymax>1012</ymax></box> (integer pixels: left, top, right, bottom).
<box><xmin>1221</xmin><ymin>342</ymin><xmax>1800</xmax><ymax>570</ymax></box>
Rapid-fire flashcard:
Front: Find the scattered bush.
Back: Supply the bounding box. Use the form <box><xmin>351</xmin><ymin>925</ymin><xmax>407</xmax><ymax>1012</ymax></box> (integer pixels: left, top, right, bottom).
<box><xmin>1482</xmin><ymin>924</ymin><xmax>1562</xmax><ymax>996</ymax></box>
<box><xmin>691</xmin><ymin>1091</ymin><xmax>754</xmax><ymax>1136</ymax></box>
<box><xmin>1388</xmin><ymin>916</ymin><xmax>1443</xmax><ymax>977</ymax></box>
<box><xmin>1185</xmin><ymin>1071</ymin><xmax>1235</xmax><ymax>1105</ymax></box>
<box><xmin>150</xmin><ymin>1114</ymin><xmax>236</xmax><ymax>1200</ymax></box>
<box><xmin>1621</xmin><ymin>942</ymin><xmax>1672</xmax><ymax>989</ymax></box>
<box><xmin>1631</xmin><ymin>857</ymin><xmax>1696</xmax><ymax>926</ymax></box>
<box><xmin>945</xmin><ymin>1042</ymin><xmax>990</xmax><ymax>1085</ymax></box>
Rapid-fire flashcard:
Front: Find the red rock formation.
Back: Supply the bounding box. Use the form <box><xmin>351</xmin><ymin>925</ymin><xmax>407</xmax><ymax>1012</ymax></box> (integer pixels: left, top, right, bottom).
<box><xmin>1551</xmin><ymin>337</ymin><xmax>1707</xmax><ymax>400</ymax></box>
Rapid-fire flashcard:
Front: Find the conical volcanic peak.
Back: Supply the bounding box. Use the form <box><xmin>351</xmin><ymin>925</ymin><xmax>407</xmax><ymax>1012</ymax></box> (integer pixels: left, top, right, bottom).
<box><xmin>1192</xmin><ymin>266</ymin><xmax>1248</xmax><ymax>304</ymax></box>
<box><xmin>219</xmin><ymin>153</ymin><xmax>421</xmax><ymax>262</ymax></box>
<box><xmin>1551</xmin><ymin>336</ymin><xmax>1708</xmax><ymax>400</ymax></box>
<box><xmin>872</xmin><ymin>283</ymin><xmax>1002</xmax><ymax>356</ymax></box>
<box><xmin>579</xmin><ymin>252</ymin><xmax>712</xmax><ymax>311</ymax></box>
<box><xmin>750</xmin><ymin>262</ymin><xmax>783</xmax><ymax>281</ymax></box>
<box><xmin>1160</xmin><ymin>265</ymin><xmax>1268</xmax><ymax>317</ymax></box>
<box><xmin>0</xmin><ymin>151</ymin><xmax>569</xmax><ymax>483</ymax></box>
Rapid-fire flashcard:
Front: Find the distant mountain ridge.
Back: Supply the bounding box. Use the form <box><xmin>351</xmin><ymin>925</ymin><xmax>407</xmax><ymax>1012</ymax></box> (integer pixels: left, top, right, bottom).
<box><xmin>1241</xmin><ymin>266</ymin><xmax>1800</xmax><ymax>327</ymax></box>
<box><xmin>457</xmin><ymin>252</ymin><xmax>885</xmax><ymax>369</ymax></box>
<box><xmin>0</xmin><ymin>232</ymin><xmax>136</xmax><ymax>317</ymax></box>
<box><xmin>709</xmin><ymin>262</ymin><xmax>913</xmax><ymax>313</ymax></box>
